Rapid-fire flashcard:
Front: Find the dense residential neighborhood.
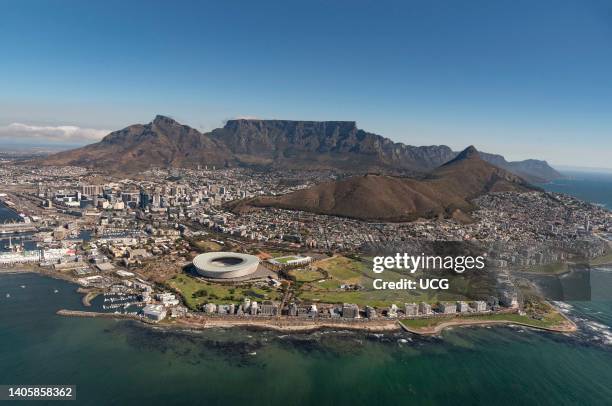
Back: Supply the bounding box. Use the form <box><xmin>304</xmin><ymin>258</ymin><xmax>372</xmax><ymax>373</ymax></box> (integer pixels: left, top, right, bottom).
<box><xmin>0</xmin><ymin>162</ymin><xmax>610</xmax><ymax>328</ymax></box>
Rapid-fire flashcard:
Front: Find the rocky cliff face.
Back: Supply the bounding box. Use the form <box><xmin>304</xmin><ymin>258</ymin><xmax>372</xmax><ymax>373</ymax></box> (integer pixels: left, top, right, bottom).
<box><xmin>39</xmin><ymin>115</ymin><xmax>234</xmax><ymax>172</ymax></box>
<box><xmin>210</xmin><ymin>119</ymin><xmax>455</xmax><ymax>172</ymax></box>
<box><xmin>479</xmin><ymin>152</ymin><xmax>562</xmax><ymax>183</ymax></box>
<box><xmin>39</xmin><ymin>115</ymin><xmax>562</xmax><ymax>181</ymax></box>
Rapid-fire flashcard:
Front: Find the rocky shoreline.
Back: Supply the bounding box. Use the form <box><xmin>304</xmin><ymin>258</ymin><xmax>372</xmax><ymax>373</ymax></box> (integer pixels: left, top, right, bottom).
<box><xmin>56</xmin><ymin>307</ymin><xmax>578</xmax><ymax>336</ymax></box>
<box><xmin>56</xmin><ymin>309</ymin><xmax>402</xmax><ymax>333</ymax></box>
<box><xmin>5</xmin><ymin>268</ymin><xmax>580</xmax><ymax>336</ymax></box>
<box><xmin>399</xmin><ymin>316</ymin><xmax>577</xmax><ymax>335</ymax></box>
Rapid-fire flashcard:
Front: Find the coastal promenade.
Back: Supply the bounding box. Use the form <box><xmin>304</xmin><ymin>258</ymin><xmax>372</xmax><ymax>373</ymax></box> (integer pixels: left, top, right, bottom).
<box><xmin>55</xmin><ymin>308</ymin><xmax>576</xmax><ymax>335</ymax></box>
<box><xmin>0</xmin><ymin>223</ymin><xmax>37</xmax><ymax>234</ymax></box>
<box><xmin>398</xmin><ymin>306</ymin><xmax>577</xmax><ymax>335</ymax></box>
<box><xmin>56</xmin><ymin>309</ymin><xmax>401</xmax><ymax>332</ymax></box>
<box><xmin>57</xmin><ymin>309</ymin><xmax>144</xmax><ymax>321</ymax></box>
<box><xmin>399</xmin><ymin>318</ymin><xmax>577</xmax><ymax>335</ymax></box>
<box><xmin>0</xmin><ymin>268</ymin><xmax>31</xmax><ymax>274</ymax></box>
<box><xmin>175</xmin><ymin>315</ymin><xmax>401</xmax><ymax>332</ymax></box>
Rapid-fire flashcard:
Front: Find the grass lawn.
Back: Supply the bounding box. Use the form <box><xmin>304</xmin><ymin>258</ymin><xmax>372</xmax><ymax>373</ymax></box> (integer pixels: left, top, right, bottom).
<box><xmin>288</xmin><ymin>268</ymin><xmax>326</xmax><ymax>282</ymax></box>
<box><xmin>273</xmin><ymin>256</ymin><xmax>300</xmax><ymax>264</ymax></box>
<box><xmin>401</xmin><ymin>308</ymin><xmax>566</xmax><ymax>331</ymax></box>
<box><xmin>315</xmin><ymin>256</ymin><xmax>368</xmax><ymax>283</ymax></box>
<box><xmin>525</xmin><ymin>262</ymin><xmax>569</xmax><ymax>274</ymax></box>
<box><xmin>298</xmin><ymin>288</ymin><xmax>448</xmax><ymax>308</ymax></box>
<box><xmin>589</xmin><ymin>251</ymin><xmax>612</xmax><ymax>266</ymax></box>
<box><xmin>167</xmin><ymin>273</ymin><xmax>280</xmax><ymax>310</ymax></box>
<box><xmin>192</xmin><ymin>239</ymin><xmax>223</xmax><ymax>252</ymax></box>
<box><xmin>295</xmin><ymin>255</ymin><xmax>487</xmax><ymax>307</ymax></box>
<box><xmin>262</xmin><ymin>250</ymin><xmax>292</xmax><ymax>258</ymax></box>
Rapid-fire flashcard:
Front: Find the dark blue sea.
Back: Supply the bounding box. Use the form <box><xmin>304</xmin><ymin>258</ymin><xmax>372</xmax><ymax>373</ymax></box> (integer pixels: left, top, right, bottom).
<box><xmin>0</xmin><ymin>200</ymin><xmax>22</xmax><ymax>223</ymax></box>
<box><xmin>542</xmin><ymin>170</ymin><xmax>612</xmax><ymax>210</ymax></box>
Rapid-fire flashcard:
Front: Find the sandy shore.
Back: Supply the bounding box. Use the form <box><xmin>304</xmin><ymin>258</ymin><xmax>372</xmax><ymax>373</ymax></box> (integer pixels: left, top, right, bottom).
<box><xmin>76</xmin><ymin>288</ymin><xmax>100</xmax><ymax>307</ymax></box>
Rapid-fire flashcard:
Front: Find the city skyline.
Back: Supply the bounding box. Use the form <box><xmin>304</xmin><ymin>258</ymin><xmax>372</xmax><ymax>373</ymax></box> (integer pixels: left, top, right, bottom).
<box><xmin>1</xmin><ymin>0</ymin><xmax>612</xmax><ymax>168</ymax></box>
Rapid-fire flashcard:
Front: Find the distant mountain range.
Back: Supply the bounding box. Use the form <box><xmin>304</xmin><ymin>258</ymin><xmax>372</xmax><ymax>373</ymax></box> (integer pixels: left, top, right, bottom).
<box><xmin>230</xmin><ymin>146</ymin><xmax>537</xmax><ymax>222</ymax></box>
<box><xmin>39</xmin><ymin>115</ymin><xmax>562</xmax><ymax>182</ymax></box>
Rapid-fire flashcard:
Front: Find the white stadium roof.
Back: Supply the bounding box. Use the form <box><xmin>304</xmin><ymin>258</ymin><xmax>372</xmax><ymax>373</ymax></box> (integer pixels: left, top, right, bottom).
<box><xmin>192</xmin><ymin>252</ymin><xmax>260</xmax><ymax>279</ymax></box>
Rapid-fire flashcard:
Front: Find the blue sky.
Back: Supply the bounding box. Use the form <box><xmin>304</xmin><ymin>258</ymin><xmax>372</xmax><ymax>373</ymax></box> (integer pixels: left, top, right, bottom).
<box><xmin>1</xmin><ymin>0</ymin><xmax>611</xmax><ymax>167</ymax></box>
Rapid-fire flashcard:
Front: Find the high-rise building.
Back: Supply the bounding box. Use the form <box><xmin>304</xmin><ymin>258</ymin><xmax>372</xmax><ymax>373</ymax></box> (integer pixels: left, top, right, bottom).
<box><xmin>260</xmin><ymin>301</ymin><xmax>279</xmax><ymax>316</ymax></box>
<box><xmin>342</xmin><ymin>303</ymin><xmax>360</xmax><ymax>318</ymax></box>
<box><xmin>472</xmin><ymin>301</ymin><xmax>487</xmax><ymax>312</ymax></box>
<box><xmin>585</xmin><ymin>216</ymin><xmax>591</xmax><ymax>233</ymax></box>
<box><xmin>456</xmin><ymin>301</ymin><xmax>470</xmax><ymax>313</ymax></box>
<box><xmin>388</xmin><ymin>304</ymin><xmax>399</xmax><ymax>318</ymax></box>
<box><xmin>204</xmin><ymin>303</ymin><xmax>217</xmax><ymax>314</ymax></box>
<box><xmin>439</xmin><ymin>302</ymin><xmax>457</xmax><ymax>314</ymax></box>
<box><xmin>418</xmin><ymin>302</ymin><xmax>432</xmax><ymax>315</ymax></box>
<box><xmin>288</xmin><ymin>302</ymin><xmax>298</xmax><ymax>316</ymax></box>
<box><xmin>82</xmin><ymin>185</ymin><xmax>102</xmax><ymax>197</ymax></box>
<box><xmin>404</xmin><ymin>303</ymin><xmax>418</xmax><ymax>316</ymax></box>
<box><xmin>250</xmin><ymin>301</ymin><xmax>258</xmax><ymax>315</ymax></box>
<box><xmin>139</xmin><ymin>190</ymin><xmax>150</xmax><ymax>209</ymax></box>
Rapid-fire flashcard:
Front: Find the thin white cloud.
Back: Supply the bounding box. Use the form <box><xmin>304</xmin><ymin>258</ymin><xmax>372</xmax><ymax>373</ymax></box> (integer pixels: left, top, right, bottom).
<box><xmin>0</xmin><ymin>122</ymin><xmax>110</xmax><ymax>143</ymax></box>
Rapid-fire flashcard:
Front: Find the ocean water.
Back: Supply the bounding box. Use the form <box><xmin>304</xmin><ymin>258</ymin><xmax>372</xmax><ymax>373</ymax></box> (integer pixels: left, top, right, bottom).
<box><xmin>542</xmin><ymin>171</ymin><xmax>612</xmax><ymax>209</ymax></box>
<box><xmin>0</xmin><ymin>201</ymin><xmax>22</xmax><ymax>223</ymax></box>
<box><xmin>0</xmin><ymin>273</ymin><xmax>611</xmax><ymax>406</ymax></box>
<box><xmin>0</xmin><ymin>170</ymin><xmax>611</xmax><ymax>405</ymax></box>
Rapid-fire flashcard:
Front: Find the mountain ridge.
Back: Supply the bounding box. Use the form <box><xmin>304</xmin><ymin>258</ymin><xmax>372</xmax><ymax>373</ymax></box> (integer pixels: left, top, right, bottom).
<box><xmin>230</xmin><ymin>146</ymin><xmax>537</xmax><ymax>222</ymax></box>
<box><xmin>39</xmin><ymin>115</ymin><xmax>562</xmax><ymax>181</ymax></box>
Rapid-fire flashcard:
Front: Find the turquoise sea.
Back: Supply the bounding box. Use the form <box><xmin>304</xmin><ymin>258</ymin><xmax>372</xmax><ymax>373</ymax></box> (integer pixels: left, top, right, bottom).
<box><xmin>1</xmin><ymin>273</ymin><xmax>611</xmax><ymax>405</ymax></box>
<box><xmin>0</xmin><ymin>170</ymin><xmax>611</xmax><ymax>405</ymax></box>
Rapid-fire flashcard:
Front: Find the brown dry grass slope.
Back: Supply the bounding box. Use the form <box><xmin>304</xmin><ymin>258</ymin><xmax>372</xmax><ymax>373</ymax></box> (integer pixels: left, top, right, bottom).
<box><xmin>234</xmin><ymin>146</ymin><xmax>536</xmax><ymax>222</ymax></box>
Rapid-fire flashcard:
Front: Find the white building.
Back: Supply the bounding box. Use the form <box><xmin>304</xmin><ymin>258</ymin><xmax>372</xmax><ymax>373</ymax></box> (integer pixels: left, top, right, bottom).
<box><xmin>457</xmin><ymin>301</ymin><xmax>470</xmax><ymax>313</ymax></box>
<box><xmin>404</xmin><ymin>303</ymin><xmax>418</xmax><ymax>317</ymax></box>
<box><xmin>472</xmin><ymin>301</ymin><xmax>487</xmax><ymax>312</ymax></box>
<box><xmin>388</xmin><ymin>304</ymin><xmax>399</xmax><ymax>318</ymax></box>
<box><xmin>204</xmin><ymin>303</ymin><xmax>217</xmax><ymax>314</ymax></box>
<box><xmin>419</xmin><ymin>302</ymin><xmax>433</xmax><ymax>315</ymax></box>
<box><xmin>439</xmin><ymin>302</ymin><xmax>456</xmax><ymax>314</ymax></box>
<box><xmin>142</xmin><ymin>304</ymin><xmax>167</xmax><ymax>322</ymax></box>
<box><xmin>250</xmin><ymin>301</ymin><xmax>258</xmax><ymax>315</ymax></box>
<box><xmin>269</xmin><ymin>255</ymin><xmax>313</xmax><ymax>267</ymax></box>
<box><xmin>342</xmin><ymin>303</ymin><xmax>359</xmax><ymax>319</ymax></box>
<box><xmin>156</xmin><ymin>292</ymin><xmax>180</xmax><ymax>306</ymax></box>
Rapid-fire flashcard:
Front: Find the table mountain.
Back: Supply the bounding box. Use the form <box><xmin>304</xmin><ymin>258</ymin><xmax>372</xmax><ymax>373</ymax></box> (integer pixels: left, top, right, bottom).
<box><xmin>39</xmin><ymin>115</ymin><xmax>561</xmax><ymax>181</ymax></box>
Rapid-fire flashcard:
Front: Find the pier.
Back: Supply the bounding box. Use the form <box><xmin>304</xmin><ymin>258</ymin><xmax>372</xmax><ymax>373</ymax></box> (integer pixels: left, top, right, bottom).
<box><xmin>0</xmin><ymin>223</ymin><xmax>37</xmax><ymax>234</ymax></box>
<box><xmin>56</xmin><ymin>309</ymin><xmax>142</xmax><ymax>320</ymax></box>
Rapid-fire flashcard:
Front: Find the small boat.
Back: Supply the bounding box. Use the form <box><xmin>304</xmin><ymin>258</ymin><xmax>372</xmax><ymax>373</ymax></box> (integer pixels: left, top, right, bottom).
<box><xmin>248</xmin><ymin>352</ymin><xmax>257</xmax><ymax>356</ymax></box>
<box><xmin>54</xmin><ymin>289</ymin><xmax>59</xmax><ymax>293</ymax></box>
<box><xmin>20</xmin><ymin>285</ymin><xmax>26</xmax><ymax>289</ymax></box>
<box><xmin>5</xmin><ymin>293</ymin><xmax>10</xmax><ymax>298</ymax></box>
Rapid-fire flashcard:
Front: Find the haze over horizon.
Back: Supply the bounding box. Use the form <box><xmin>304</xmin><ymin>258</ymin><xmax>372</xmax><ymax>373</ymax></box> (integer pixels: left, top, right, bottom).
<box><xmin>1</xmin><ymin>0</ymin><xmax>611</xmax><ymax>168</ymax></box>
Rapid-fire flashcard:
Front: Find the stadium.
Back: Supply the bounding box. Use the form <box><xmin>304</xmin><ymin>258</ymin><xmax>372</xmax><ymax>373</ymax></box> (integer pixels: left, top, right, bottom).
<box><xmin>192</xmin><ymin>252</ymin><xmax>260</xmax><ymax>279</ymax></box>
